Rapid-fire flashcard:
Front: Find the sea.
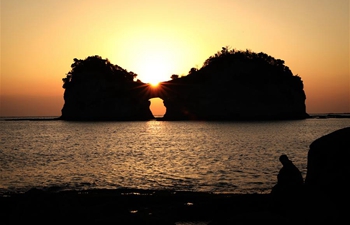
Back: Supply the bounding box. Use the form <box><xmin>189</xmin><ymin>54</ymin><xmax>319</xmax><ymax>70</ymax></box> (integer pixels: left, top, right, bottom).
<box><xmin>1</xmin><ymin>116</ymin><xmax>349</xmax><ymax>195</ymax></box>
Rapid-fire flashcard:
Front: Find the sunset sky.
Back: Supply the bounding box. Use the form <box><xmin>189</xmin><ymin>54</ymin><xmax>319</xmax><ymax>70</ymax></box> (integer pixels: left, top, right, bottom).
<box><xmin>1</xmin><ymin>0</ymin><xmax>349</xmax><ymax>117</ymax></box>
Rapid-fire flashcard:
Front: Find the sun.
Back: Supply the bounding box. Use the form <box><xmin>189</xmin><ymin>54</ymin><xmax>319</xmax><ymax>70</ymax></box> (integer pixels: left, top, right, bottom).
<box><xmin>150</xmin><ymin>82</ymin><xmax>160</xmax><ymax>87</ymax></box>
<box><xmin>113</xmin><ymin>29</ymin><xmax>196</xmax><ymax>85</ymax></box>
<box><xmin>118</xmin><ymin>32</ymin><xmax>181</xmax><ymax>85</ymax></box>
<box><xmin>134</xmin><ymin>53</ymin><xmax>174</xmax><ymax>85</ymax></box>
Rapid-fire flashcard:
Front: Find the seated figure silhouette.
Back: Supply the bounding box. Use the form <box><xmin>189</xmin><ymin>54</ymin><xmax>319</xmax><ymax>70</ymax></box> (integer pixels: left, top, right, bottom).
<box><xmin>277</xmin><ymin>154</ymin><xmax>303</xmax><ymax>187</ymax></box>
<box><xmin>270</xmin><ymin>154</ymin><xmax>304</xmax><ymax>220</ymax></box>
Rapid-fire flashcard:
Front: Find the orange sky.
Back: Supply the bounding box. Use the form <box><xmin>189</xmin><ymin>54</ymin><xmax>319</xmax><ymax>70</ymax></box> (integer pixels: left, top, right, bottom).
<box><xmin>1</xmin><ymin>0</ymin><xmax>349</xmax><ymax>117</ymax></box>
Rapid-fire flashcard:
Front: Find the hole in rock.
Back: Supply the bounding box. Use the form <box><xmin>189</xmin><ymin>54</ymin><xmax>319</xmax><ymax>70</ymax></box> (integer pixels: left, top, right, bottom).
<box><xmin>149</xmin><ymin>97</ymin><xmax>166</xmax><ymax>118</ymax></box>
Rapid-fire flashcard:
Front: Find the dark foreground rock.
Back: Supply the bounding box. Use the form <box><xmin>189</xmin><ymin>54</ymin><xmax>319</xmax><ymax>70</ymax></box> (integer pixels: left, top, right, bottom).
<box><xmin>3</xmin><ymin>186</ymin><xmax>343</xmax><ymax>225</ymax></box>
<box><xmin>304</xmin><ymin>126</ymin><xmax>350</xmax><ymax>225</ymax></box>
<box><xmin>268</xmin><ymin>127</ymin><xmax>350</xmax><ymax>225</ymax></box>
<box><xmin>0</xmin><ymin>189</ymin><xmax>287</xmax><ymax>225</ymax></box>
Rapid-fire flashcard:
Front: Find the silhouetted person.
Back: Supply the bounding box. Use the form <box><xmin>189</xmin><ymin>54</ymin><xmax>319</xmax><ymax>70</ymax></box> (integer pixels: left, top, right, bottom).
<box><xmin>270</xmin><ymin>154</ymin><xmax>304</xmax><ymax>222</ymax></box>
<box><xmin>277</xmin><ymin>154</ymin><xmax>303</xmax><ymax>187</ymax></box>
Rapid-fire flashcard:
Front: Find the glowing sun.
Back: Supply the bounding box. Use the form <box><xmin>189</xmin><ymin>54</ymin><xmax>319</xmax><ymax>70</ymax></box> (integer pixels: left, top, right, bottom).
<box><xmin>120</xmin><ymin>31</ymin><xmax>182</xmax><ymax>85</ymax></box>
<box><xmin>114</xmin><ymin>29</ymin><xmax>193</xmax><ymax>86</ymax></box>
<box><xmin>135</xmin><ymin>53</ymin><xmax>175</xmax><ymax>86</ymax></box>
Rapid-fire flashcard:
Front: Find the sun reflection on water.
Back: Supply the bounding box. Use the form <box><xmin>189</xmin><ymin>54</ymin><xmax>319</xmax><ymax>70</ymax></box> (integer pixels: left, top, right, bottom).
<box><xmin>1</xmin><ymin>119</ymin><xmax>350</xmax><ymax>194</ymax></box>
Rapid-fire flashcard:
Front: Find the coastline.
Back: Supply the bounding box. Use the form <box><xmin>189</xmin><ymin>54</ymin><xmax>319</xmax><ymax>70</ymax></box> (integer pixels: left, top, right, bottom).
<box><xmin>1</xmin><ymin>113</ymin><xmax>350</xmax><ymax>121</ymax></box>
<box><xmin>4</xmin><ymin>187</ymin><xmax>344</xmax><ymax>224</ymax></box>
<box><xmin>1</xmin><ymin>188</ymin><xmax>276</xmax><ymax>225</ymax></box>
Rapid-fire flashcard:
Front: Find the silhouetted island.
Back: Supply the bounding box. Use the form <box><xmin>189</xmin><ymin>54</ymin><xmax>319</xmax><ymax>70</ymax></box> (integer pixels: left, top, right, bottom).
<box><xmin>60</xmin><ymin>47</ymin><xmax>309</xmax><ymax>121</ymax></box>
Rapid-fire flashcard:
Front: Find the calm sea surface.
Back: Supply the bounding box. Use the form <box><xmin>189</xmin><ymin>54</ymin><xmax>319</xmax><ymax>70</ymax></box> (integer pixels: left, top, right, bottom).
<box><xmin>1</xmin><ymin>117</ymin><xmax>349</xmax><ymax>195</ymax></box>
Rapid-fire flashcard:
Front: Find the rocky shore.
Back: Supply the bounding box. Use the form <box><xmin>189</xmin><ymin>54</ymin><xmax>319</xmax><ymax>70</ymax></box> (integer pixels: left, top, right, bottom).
<box><xmin>1</xmin><ymin>187</ymin><xmax>347</xmax><ymax>225</ymax></box>
<box><xmin>1</xmin><ymin>188</ymin><xmax>288</xmax><ymax>225</ymax></box>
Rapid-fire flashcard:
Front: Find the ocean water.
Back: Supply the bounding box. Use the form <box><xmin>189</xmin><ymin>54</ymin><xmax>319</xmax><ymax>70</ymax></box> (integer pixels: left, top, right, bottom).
<box><xmin>1</xmin><ymin>117</ymin><xmax>349</xmax><ymax>195</ymax></box>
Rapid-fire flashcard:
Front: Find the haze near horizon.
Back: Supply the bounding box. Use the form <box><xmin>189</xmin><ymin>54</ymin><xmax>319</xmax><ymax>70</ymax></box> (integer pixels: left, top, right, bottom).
<box><xmin>1</xmin><ymin>0</ymin><xmax>349</xmax><ymax>116</ymax></box>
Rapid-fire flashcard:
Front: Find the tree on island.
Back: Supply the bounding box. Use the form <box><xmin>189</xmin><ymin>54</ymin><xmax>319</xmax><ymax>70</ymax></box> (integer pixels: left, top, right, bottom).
<box><xmin>62</xmin><ymin>55</ymin><xmax>138</xmax><ymax>89</ymax></box>
<box><xmin>161</xmin><ymin>47</ymin><xmax>308</xmax><ymax>120</ymax></box>
<box><xmin>60</xmin><ymin>48</ymin><xmax>308</xmax><ymax>121</ymax></box>
<box><xmin>60</xmin><ymin>55</ymin><xmax>154</xmax><ymax>121</ymax></box>
<box><xmin>174</xmin><ymin>46</ymin><xmax>303</xmax><ymax>91</ymax></box>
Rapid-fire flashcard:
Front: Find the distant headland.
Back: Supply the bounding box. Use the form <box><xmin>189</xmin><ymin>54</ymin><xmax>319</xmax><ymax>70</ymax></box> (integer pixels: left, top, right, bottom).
<box><xmin>59</xmin><ymin>47</ymin><xmax>309</xmax><ymax>121</ymax></box>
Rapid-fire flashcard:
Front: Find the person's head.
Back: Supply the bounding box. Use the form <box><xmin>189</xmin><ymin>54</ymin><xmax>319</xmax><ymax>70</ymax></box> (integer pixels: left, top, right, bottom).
<box><xmin>279</xmin><ymin>154</ymin><xmax>290</xmax><ymax>164</ymax></box>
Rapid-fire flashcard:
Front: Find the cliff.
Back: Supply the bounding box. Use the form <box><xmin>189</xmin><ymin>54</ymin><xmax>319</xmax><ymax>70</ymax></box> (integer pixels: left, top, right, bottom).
<box><xmin>60</xmin><ymin>56</ymin><xmax>154</xmax><ymax>121</ymax></box>
<box><xmin>60</xmin><ymin>49</ymin><xmax>309</xmax><ymax>121</ymax></box>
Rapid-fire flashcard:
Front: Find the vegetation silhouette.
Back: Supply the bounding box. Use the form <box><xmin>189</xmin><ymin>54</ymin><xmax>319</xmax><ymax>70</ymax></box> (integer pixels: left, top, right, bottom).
<box><xmin>60</xmin><ymin>47</ymin><xmax>308</xmax><ymax>121</ymax></box>
<box><xmin>62</xmin><ymin>56</ymin><xmax>137</xmax><ymax>87</ymax></box>
<box><xmin>168</xmin><ymin>47</ymin><xmax>303</xmax><ymax>90</ymax></box>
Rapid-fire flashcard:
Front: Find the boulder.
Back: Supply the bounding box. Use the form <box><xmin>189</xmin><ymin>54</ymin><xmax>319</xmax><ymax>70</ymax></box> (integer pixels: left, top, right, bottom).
<box><xmin>305</xmin><ymin>127</ymin><xmax>350</xmax><ymax>189</ymax></box>
<box><xmin>304</xmin><ymin>127</ymin><xmax>350</xmax><ymax>224</ymax></box>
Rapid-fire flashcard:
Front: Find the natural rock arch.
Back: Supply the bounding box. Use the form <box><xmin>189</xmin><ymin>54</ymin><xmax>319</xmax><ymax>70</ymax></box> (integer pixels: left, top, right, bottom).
<box><xmin>149</xmin><ymin>97</ymin><xmax>166</xmax><ymax>117</ymax></box>
<box><xmin>60</xmin><ymin>49</ymin><xmax>309</xmax><ymax>121</ymax></box>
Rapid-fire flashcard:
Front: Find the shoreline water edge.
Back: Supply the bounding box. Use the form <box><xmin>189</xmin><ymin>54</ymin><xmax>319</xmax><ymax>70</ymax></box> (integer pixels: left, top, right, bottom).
<box><xmin>0</xmin><ymin>188</ymin><xmax>284</xmax><ymax>224</ymax></box>
<box><xmin>1</xmin><ymin>113</ymin><xmax>350</xmax><ymax>121</ymax></box>
<box><xmin>1</xmin><ymin>120</ymin><xmax>349</xmax><ymax>224</ymax></box>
